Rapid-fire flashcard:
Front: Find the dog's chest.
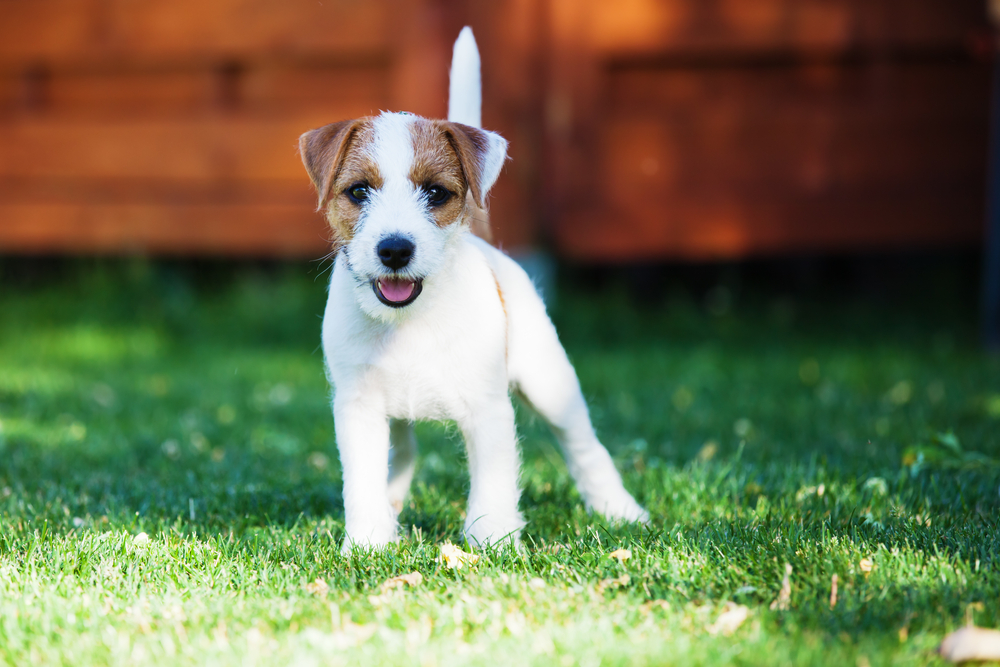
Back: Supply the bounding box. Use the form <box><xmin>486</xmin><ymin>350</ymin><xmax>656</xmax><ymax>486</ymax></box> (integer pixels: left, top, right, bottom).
<box><xmin>374</xmin><ymin>322</ymin><xmax>498</xmax><ymax>419</ymax></box>
<box><xmin>336</xmin><ymin>319</ymin><xmax>505</xmax><ymax>420</ymax></box>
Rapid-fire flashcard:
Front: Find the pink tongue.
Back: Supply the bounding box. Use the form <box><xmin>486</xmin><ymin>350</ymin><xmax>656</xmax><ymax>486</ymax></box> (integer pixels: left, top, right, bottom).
<box><xmin>379</xmin><ymin>278</ymin><xmax>415</xmax><ymax>302</ymax></box>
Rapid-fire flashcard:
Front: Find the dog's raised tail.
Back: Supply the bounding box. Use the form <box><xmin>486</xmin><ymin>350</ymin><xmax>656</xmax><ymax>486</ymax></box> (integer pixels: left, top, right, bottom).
<box><xmin>448</xmin><ymin>27</ymin><xmax>481</xmax><ymax>128</ymax></box>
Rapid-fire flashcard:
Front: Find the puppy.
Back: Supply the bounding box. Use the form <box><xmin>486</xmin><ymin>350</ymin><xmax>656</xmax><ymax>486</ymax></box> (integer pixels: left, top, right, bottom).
<box><xmin>299</xmin><ymin>27</ymin><xmax>648</xmax><ymax>551</ymax></box>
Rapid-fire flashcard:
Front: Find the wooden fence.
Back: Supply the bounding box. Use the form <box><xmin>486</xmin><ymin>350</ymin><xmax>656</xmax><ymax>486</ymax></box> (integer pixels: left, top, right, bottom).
<box><xmin>0</xmin><ymin>0</ymin><xmax>992</xmax><ymax>260</ymax></box>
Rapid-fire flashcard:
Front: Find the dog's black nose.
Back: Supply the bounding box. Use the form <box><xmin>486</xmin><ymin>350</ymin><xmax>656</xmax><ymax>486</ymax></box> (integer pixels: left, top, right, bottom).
<box><xmin>377</xmin><ymin>236</ymin><xmax>415</xmax><ymax>270</ymax></box>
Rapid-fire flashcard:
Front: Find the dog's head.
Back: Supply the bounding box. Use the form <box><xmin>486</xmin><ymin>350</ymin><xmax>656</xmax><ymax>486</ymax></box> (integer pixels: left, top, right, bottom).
<box><xmin>300</xmin><ymin>111</ymin><xmax>507</xmax><ymax>316</ymax></box>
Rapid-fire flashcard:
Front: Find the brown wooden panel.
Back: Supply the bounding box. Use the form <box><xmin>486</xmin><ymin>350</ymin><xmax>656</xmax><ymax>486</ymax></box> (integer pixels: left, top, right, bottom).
<box><xmin>0</xmin><ymin>176</ymin><xmax>312</xmax><ymax>205</ymax></box>
<box><xmin>560</xmin><ymin>186</ymin><xmax>983</xmax><ymax>260</ymax></box>
<box><xmin>552</xmin><ymin>60</ymin><xmax>989</xmax><ymax>259</ymax></box>
<box><xmin>603</xmin><ymin>63</ymin><xmax>987</xmax><ymax>190</ymax></box>
<box><xmin>0</xmin><ymin>0</ymin><xmax>390</xmax><ymax>66</ymax></box>
<box><xmin>0</xmin><ymin>203</ymin><xmax>330</xmax><ymax>257</ymax></box>
<box><xmin>0</xmin><ymin>65</ymin><xmax>390</xmax><ymax>118</ymax></box>
<box><xmin>0</xmin><ymin>0</ymin><xmax>988</xmax><ymax>260</ymax></box>
<box><xmin>584</xmin><ymin>0</ymin><xmax>988</xmax><ymax>56</ymax></box>
<box><xmin>0</xmin><ymin>74</ymin><xmax>19</xmax><ymax>111</ymax></box>
<box><xmin>0</xmin><ymin>117</ymin><xmax>365</xmax><ymax>181</ymax></box>
<box><xmin>242</xmin><ymin>64</ymin><xmax>391</xmax><ymax>116</ymax></box>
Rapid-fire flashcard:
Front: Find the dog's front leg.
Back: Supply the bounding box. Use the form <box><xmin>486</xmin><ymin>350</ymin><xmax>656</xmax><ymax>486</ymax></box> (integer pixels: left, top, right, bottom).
<box><xmin>334</xmin><ymin>393</ymin><xmax>397</xmax><ymax>552</ymax></box>
<box><xmin>460</xmin><ymin>397</ymin><xmax>525</xmax><ymax>548</ymax></box>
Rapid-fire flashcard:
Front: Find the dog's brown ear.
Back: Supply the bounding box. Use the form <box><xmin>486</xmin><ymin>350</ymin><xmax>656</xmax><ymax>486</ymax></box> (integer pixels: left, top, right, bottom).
<box><xmin>442</xmin><ymin>122</ymin><xmax>508</xmax><ymax>208</ymax></box>
<box><xmin>299</xmin><ymin>120</ymin><xmax>362</xmax><ymax>210</ymax></box>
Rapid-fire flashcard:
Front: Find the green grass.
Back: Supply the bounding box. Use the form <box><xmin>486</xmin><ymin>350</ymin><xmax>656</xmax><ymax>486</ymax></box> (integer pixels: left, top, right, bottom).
<box><xmin>0</xmin><ymin>259</ymin><xmax>998</xmax><ymax>665</ymax></box>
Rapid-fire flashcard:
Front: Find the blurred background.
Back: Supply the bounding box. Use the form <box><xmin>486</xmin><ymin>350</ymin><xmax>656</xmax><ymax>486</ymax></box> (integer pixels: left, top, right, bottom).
<box><xmin>2</xmin><ymin>0</ymin><xmax>1000</xmax><ymax>356</ymax></box>
<box><xmin>0</xmin><ymin>0</ymin><xmax>993</xmax><ymax>259</ymax></box>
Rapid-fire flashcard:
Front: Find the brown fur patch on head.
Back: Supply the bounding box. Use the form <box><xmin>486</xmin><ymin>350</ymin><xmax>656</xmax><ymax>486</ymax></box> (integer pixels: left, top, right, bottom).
<box><xmin>438</xmin><ymin>121</ymin><xmax>499</xmax><ymax>208</ymax></box>
<box><xmin>300</xmin><ymin>115</ymin><xmax>500</xmax><ymax>248</ymax></box>
<box><xmin>408</xmin><ymin>119</ymin><xmax>473</xmax><ymax>229</ymax></box>
<box><xmin>299</xmin><ymin>117</ymin><xmax>380</xmax><ymax>250</ymax></box>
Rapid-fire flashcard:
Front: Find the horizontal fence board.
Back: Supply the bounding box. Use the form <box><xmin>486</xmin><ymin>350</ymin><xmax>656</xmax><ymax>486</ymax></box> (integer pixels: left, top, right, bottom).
<box><xmin>0</xmin><ymin>203</ymin><xmax>331</xmax><ymax>257</ymax></box>
<box><xmin>0</xmin><ymin>64</ymin><xmax>390</xmax><ymax>118</ymax></box>
<box><xmin>557</xmin><ymin>188</ymin><xmax>983</xmax><ymax>260</ymax></box>
<box><xmin>0</xmin><ymin>118</ymin><xmax>369</xmax><ymax>181</ymax></box>
<box><xmin>0</xmin><ymin>176</ymin><xmax>314</xmax><ymax>206</ymax></box>
<box><xmin>0</xmin><ymin>0</ymin><xmax>390</xmax><ymax>67</ymax></box>
<box><xmin>603</xmin><ymin>63</ymin><xmax>988</xmax><ymax>190</ymax></box>
<box><xmin>552</xmin><ymin>60</ymin><xmax>988</xmax><ymax>259</ymax></box>
<box><xmin>581</xmin><ymin>0</ymin><xmax>988</xmax><ymax>56</ymax></box>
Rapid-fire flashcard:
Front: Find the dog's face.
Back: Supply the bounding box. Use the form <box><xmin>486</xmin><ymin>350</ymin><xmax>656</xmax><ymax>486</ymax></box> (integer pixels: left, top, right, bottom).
<box><xmin>300</xmin><ymin>111</ymin><xmax>507</xmax><ymax>318</ymax></box>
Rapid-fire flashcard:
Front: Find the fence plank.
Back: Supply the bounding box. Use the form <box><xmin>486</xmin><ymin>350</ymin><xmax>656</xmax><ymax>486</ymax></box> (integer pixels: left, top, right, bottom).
<box><xmin>0</xmin><ymin>0</ymin><xmax>390</xmax><ymax>66</ymax></box>
<box><xmin>584</xmin><ymin>0</ymin><xmax>987</xmax><ymax>56</ymax></box>
<box><xmin>0</xmin><ymin>118</ymin><xmax>374</xmax><ymax>181</ymax></box>
<box><xmin>0</xmin><ymin>65</ymin><xmax>389</xmax><ymax>117</ymax></box>
<box><xmin>0</xmin><ymin>203</ymin><xmax>330</xmax><ymax>256</ymax></box>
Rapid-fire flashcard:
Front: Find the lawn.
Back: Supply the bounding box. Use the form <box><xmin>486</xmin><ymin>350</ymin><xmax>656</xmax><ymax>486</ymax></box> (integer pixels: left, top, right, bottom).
<box><xmin>0</xmin><ymin>258</ymin><xmax>998</xmax><ymax>666</ymax></box>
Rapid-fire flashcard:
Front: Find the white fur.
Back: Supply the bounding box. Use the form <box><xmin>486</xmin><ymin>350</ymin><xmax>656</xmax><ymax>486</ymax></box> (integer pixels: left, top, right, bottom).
<box><xmin>323</xmin><ymin>29</ymin><xmax>648</xmax><ymax>552</ymax></box>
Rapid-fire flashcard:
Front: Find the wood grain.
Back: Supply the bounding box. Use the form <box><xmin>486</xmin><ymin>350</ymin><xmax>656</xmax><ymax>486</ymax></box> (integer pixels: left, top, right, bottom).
<box><xmin>0</xmin><ymin>0</ymin><xmax>390</xmax><ymax>66</ymax></box>
<box><xmin>584</xmin><ymin>0</ymin><xmax>988</xmax><ymax>56</ymax></box>
<box><xmin>551</xmin><ymin>61</ymin><xmax>989</xmax><ymax>259</ymax></box>
<box><xmin>0</xmin><ymin>203</ymin><xmax>330</xmax><ymax>257</ymax></box>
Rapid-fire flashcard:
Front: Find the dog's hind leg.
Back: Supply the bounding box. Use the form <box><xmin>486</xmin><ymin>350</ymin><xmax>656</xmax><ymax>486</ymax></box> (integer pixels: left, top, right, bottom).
<box><xmin>489</xmin><ymin>250</ymin><xmax>648</xmax><ymax>524</ymax></box>
<box><xmin>511</xmin><ymin>362</ymin><xmax>649</xmax><ymax>524</ymax></box>
<box><xmin>387</xmin><ymin>419</ymin><xmax>417</xmax><ymax>516</ymax></box>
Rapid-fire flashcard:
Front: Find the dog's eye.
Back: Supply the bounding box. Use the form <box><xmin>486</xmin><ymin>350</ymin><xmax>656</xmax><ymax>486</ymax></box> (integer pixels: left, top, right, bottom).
<box><xmin>347</xmin><ymin>184</ymin><xmax>370</xmax><ymax>203</ymax></box>
<box><xmin>425</xmin><ymin>185</ymin><xmax>451</xmax><ymax>206</ymax></box>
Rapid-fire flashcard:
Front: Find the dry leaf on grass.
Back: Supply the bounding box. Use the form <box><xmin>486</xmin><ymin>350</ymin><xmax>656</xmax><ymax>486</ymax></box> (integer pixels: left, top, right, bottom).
<box><xmin>304</xmin><ymin>579</ymin><xmax>329</xmax><ymax>596</ymax></box>
<box><xmin>770</xmin><ymin>563</ymin><xmax>792</xmax><ymax>611</ymax></box>
<box><xmin>439</xmin><ymin>543</ymin><xmax>479</xmax><ymax>570</ymax></box>
<box><xmin>597</xmin><ymin>574</ymin><xmax>631</xmax><ymax>593</ymax></box>
<box><xmin>707</xmin><ymin>602</ymin><xmax>750</xmax><ymax>636</ymax></box>
<box><xmin>829</xmin><ymin>574</ymin><xmax>838</xmax><ymax>609</ymax></box>
<box><xmin>859</xmin><ymin>558</ymin><xmax>874</xmax><ymax>574</ymax></box>
<box><xmin>697</xmin><ymin>441</ymin><xmax>718</xmax><ymax>462</ymax></box>
<box><xmin>381</xmin><ymin>571</ymin><xmax>423</xmax><ymax>591</ymax></box>
<box><xmin>608</xmin><ymin>548</ymin><xmax>632</xmax><ymax>563</ymax></box>
<box><xmin>939</xmin><ymin>627</ymin><xmax>1000</xmax><ymax>663</ymax></box>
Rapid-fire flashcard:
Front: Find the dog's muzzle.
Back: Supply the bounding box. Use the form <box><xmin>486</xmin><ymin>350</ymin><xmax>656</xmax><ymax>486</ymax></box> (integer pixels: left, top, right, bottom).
<box><xmin>373</xmin><ymin>277</ymin><xmax>423</xmax><ymax>308</ymax></box>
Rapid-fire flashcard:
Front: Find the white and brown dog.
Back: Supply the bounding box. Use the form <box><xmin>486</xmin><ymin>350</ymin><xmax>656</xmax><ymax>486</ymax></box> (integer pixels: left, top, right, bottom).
<box><xmin>299</xmin><ymin>28</ymin><xmax>648</xmax><ymax>551</ymax></box>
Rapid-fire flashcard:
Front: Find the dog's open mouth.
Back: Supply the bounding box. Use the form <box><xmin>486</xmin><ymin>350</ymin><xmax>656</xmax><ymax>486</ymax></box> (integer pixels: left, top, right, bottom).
<box><xmin>373</xmin><ymin>277</ymin><xmax>423</xmax><ymax>308</ymax></box>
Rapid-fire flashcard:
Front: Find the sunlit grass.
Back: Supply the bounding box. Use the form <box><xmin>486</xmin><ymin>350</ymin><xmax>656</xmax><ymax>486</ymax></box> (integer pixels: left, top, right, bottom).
<box><xmin>0</xmin><ymin>260</ymin><xmax>997</xmax><ymax>665</ymax></box>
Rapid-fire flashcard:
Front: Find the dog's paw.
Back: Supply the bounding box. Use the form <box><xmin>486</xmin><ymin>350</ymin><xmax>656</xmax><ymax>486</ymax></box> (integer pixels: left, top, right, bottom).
<box><xmin>463</xmin><ymin>511</ymin><xmax>525</xmax><ymax>549</ymax></box>
<box><xmin>590</xmin><ymin>492</ymin><xmax>650</xmax><ymax>525</ymax></box>
<box><xmin>340</xmin><ymin>524</ymin><xmax>399</xmax><ymax>554</ymax></box>
<box><xmin>340</xmin><ymin>536</ymin><xmax>398</xmax><ymax>555</ymax></box>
